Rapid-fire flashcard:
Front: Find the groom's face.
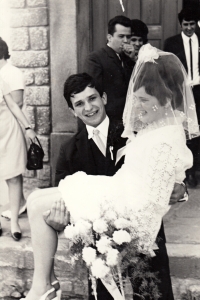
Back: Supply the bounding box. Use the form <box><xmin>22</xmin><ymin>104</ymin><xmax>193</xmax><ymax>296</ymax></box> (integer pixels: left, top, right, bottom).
<box><xmin>70</xmin><ymin>86</ymin><xmax>107</xmax><ymax>127</ymax></box>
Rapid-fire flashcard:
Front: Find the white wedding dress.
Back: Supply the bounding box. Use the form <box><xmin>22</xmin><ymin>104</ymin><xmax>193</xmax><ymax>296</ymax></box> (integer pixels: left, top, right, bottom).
<box><xmin>58</xmin><ymin>124</ymin><xmax>192</xmax><ymax>252</ymax></box>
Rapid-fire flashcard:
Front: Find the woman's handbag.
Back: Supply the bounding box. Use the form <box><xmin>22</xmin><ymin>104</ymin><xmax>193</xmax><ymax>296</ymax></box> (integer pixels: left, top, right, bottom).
<box><xmin>27</xmin><ymin>137</ymin><xmax>44</xmax><ymax>170</ymax></box>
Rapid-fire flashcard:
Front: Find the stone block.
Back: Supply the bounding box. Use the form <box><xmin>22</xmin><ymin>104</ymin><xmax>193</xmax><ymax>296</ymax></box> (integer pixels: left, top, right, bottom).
<box><xmin>25</xmin><ymin>105</ymin><xmax>36</xmax><ymax>129</ymax></box>
<box><xmin>22</xmin><ymin>68</ymin><xmax>35</xmax><ymax>85</ymax></box>
<box><xmin>30</xmin><ymin>27</ymin><xmax>48</xmax><ymax>50</ymax></box>
<box><xmin>10</xmin><ymin>8</ymin><xmax>48</xmax><ymax>27</ymax></box>
<box><xmin>23</xmin><ymin>178</ymin><xmax>39</xmax><ymax>198</ymax></box>
<box><xmin>11</xmin><ymin>51</ymin><xmax>48</xmax><ymax>67</ymax></box>
<box><xmin>34</xmin><ymin>68</ymin><xmax>49</xmax><ymax>85</ymax></box>
<box><xmin>59</xmin><ymin>281</ymin><xmax>73</xmax><ymax>293</ymax></box>
<box><xmin>74</xmin><ymin>281</ymin><xmax>88</xmax><ymax>295</ymax></box>
<box><xmin>23</xmin><ymin>169</ymin><xmax>35</xmax><ymax>178</ymax></box>
<box><xmin>37</xmin><ymin>164</ymin><xmax>50</xmax><ymax>180</ymax></box>
<box><xmin>10</xmin><ymin>0</ymin><xmax>25</xmax><ymax>8</ymax></box>
<box><xmin>10</xmin><ymin>28</ymin><xmax>29</xmax><ymax>50</ymax></box>
<box><xmin>25</xmin><ymin>86</ymin><xmax>50</xmax><ymax>105</ymax></box>
<box><xmin>37</xmin><ymin>178</ymin><xmax>51</xmax><ymax>188</ymax></box>
<box><xmin>27</xmin><ymin>0</ymin><xmax>47</xmax><ymax>7</ymax></box>
<box><xmin>38</xmin><ymin>135</ymin><xmax>49</xmax><ymax>162</ymax></box>
<box><xmin>36</xmin><ymin>106</ymin><xmax>50</xmax><ymax>134</ymax></box>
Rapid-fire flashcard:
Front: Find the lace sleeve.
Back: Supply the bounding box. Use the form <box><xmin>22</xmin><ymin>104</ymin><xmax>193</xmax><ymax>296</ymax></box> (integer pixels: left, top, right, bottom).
<box><xmin>137</xmin><ymin>142</ymin><xmax>178</xmax><ymax>253</ymax></box>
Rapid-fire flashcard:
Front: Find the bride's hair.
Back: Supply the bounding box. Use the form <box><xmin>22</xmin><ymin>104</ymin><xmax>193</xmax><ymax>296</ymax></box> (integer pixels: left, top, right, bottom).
<box><xmin>133</xmin><ymin>55</ymin><xmax>184</xmax><ymax>109</ymax></box>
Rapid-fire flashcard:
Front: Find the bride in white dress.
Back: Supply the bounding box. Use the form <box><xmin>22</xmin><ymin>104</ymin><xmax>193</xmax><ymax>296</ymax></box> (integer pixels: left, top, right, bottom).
<box><xmin>23</xmin><ymin>44</ymin><xmax>199</xmax><ymax>300</ymax></box>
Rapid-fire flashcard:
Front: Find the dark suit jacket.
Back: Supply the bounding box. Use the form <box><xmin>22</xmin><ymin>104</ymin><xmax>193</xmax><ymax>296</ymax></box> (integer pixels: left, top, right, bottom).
<box><xmin>164</xmin><ymin>33</ymin><xmax>200</xmax><ymax>120</ymax></box>
<box><xmin>164</xmin><ymin>33</ymin><xmax>200</xmax><ymax>73</ymax></box>
<box><xmin>84</xmin><ymin>45</ymin><xmax>134</xmax><ymax>121</ymax></box>
<box><xmin>55</xmin><ymin>120</ymin><xmax>126</xmax><ymax>186</ymax></box>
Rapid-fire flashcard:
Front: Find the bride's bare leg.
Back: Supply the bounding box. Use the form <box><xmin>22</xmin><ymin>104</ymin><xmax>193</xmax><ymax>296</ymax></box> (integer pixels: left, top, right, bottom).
<box><xmin>26</xmin><ymin>187</ymin><xmax>62</xmax><ymax>300</ymax></box>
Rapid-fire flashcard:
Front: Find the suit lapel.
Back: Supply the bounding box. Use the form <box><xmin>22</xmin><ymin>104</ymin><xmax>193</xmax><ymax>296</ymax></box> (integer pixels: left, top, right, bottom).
<box><xmin>178</xmin><ymin>34</ymin><xmax>188</xmax><ymax>72</ymax></box>
<box><xmin>197</xmin><ymin>34</ymin><xmax>200</xmax><ymax>70</ymax></box>
<box><xmin>76</xmin><ymin>127</ymin><xmax>97</xmax><ymax>175</ymax></box>
<box><xmin>104</xmin><ymin>45</ymin><xmax>124</xmax><ymax>71</ymax></box>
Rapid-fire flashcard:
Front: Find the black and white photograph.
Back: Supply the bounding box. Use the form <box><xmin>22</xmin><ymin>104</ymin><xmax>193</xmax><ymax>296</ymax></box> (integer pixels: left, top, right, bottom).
<box><xmin>0</xmin><ymin>0</ymin><xmax>200</xmax><ymax>299</ymax></box>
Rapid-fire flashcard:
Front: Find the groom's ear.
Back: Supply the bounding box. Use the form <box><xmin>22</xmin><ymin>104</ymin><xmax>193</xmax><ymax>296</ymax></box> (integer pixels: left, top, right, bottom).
<box><xmin>69</xmin><ymin>107</ymin><xmax>77</xmax><ymax>117</ymax></box>
<box><xmin>102</xmin><ymin>92</ymin><xmax>107</xmax><ymax>105</ymax></box>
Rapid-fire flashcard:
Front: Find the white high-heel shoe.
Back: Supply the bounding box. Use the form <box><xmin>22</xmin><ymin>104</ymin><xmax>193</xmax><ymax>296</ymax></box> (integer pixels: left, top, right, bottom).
<box><xmin>51</xmin><ymin>281</ymin><xmax>62</xmax><ymax>300</ymax></box>
<box><xmin>20</xmin><ymin>287</ymin><xmax>57</xmax><ymax>300</ymax></box>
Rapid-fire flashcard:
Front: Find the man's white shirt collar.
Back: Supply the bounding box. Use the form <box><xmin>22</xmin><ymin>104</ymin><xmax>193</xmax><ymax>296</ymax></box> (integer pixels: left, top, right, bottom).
<box><xmin>86</xmin><ymin>116</ymin><xmax>109</xmax><ymax>140</ymax></box>
<box><xmin>181</xmin><ymin>31</ymin><xmax>197</xmax><ymax>43</ymax></box>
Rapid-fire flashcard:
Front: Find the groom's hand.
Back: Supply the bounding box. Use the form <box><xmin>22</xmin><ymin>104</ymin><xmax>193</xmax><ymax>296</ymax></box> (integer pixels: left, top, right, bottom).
<box><xmin>169</xmin><ymin>183</ymin><xmax>187</xmax><ymax>205</ymax></box>
<box><xmin>43</xmin><ymin>198</ymin><xmax>70</xmax><ymax>232</ymax></box>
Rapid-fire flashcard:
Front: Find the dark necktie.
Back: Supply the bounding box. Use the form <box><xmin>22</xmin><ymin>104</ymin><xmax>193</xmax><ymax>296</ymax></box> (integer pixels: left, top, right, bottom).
<box><xmin>119</xmin><ymin>53</ymin><xmax>124</xmax><ymax>68</ymax></box>
<box><xmin>189</xmin><ymin>38</ymin><xmax>193</xmax><ymax>80</ymax></box>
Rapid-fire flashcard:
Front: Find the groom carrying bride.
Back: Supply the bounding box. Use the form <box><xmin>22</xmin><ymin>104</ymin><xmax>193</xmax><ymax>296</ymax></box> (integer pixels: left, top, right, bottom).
<box><xmin>42</xmin><ymin>73</ymin><xmax>187</xmax><ymax>300</ymax></box>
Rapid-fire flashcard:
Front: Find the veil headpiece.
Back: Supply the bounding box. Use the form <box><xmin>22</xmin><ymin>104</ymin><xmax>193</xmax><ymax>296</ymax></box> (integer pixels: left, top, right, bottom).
<box><xmin>122</xmin><ymin>44</ymin><xmax>200</xmax><ymax>139</ymax></box>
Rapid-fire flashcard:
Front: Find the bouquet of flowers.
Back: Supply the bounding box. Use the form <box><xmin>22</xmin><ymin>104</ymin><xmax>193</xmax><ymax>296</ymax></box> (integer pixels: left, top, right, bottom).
<box><xmin>64</xmin><ymin>201</ymin><xmax>160</xmax><ymax>300</ymax></box>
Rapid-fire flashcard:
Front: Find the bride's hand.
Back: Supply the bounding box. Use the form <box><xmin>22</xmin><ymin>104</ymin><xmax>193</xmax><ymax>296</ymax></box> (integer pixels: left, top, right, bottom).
<box><xmin>26</xmin><ymin>128</ymin><xmax>37</xmax><ymax>140</ymax></box>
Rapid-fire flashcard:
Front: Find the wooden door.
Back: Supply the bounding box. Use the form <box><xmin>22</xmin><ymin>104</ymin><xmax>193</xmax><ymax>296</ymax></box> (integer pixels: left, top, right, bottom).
<box><xmin>77</xmin><ymin>0</ymin><xmax>183</xmax><ymax>72</ymax></box>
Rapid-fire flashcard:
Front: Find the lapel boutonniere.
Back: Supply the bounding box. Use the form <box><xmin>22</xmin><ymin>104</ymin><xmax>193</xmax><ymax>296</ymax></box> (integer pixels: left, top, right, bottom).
<box><xmin>109</xmin><ymin>146</ymin><xmax>114</xmax><ymax>160</ymax></box>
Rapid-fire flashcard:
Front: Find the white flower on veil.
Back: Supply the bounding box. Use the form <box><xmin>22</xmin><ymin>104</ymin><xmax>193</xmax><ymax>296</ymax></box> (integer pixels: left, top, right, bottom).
<box><xmin>138</xmin><ymin>43</ymin><xmax>159</xmax><ymax>64</ymax></box>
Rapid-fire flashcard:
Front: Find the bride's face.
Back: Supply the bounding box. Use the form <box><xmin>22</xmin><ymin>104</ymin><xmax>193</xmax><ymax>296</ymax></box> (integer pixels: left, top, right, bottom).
<box><xmin>134</xmin><ymin>86</ymin><xmax>166</xmax><ymax>124</ymax></box>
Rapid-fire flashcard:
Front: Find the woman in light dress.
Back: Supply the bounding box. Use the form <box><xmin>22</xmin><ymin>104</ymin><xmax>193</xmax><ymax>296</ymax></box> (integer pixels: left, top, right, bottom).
<box><xmin>23</xmin><ymin>45</ymin><xmax>199</xmax><ymax>300</ymax></box>
<box><xmin>0</xmin><ymin>77</ymin><xmax>36</xmax><ymax>240</ymax></box>
<box><xmin>0</xmin><ymin>37</ymin><xmax>27</xmax><ymax>220</ymax></box>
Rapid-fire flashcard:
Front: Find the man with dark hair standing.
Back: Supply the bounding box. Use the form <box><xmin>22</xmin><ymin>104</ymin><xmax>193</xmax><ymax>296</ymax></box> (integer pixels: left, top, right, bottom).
<box><xmin>164</xmin><ymin>7</ymin><xmax>200</xmax><ymax>187</ymax></box>
<box><xmin>84</xmin><ymin>15</ymin><xmax>134</xmax><ymax>121</ymax></box>
<box><xmin>52</xmin><ymin>72</ymin><xmax>126</xmax><ymax>300</ymax></box>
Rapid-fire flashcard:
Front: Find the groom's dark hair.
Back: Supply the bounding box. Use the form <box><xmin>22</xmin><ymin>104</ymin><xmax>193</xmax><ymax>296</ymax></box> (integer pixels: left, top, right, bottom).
<box><xmin>63</xmin><ymin>73</ymin><xmax>103</xmax><ymax>109</ymax></box>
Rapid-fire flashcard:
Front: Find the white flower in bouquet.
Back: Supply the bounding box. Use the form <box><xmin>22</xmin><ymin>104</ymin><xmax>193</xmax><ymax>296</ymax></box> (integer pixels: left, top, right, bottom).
<box><xmin>114</xmin><ymin>218</ymin><xmax>132</xmax><ymax>229</ymax></box>
<box><xmin>104</xmin><ymin>210</ymin><xmax>117</xmax><ymax>221</ymax></box>
<box><xmin>82</xmin><ymin>247</ymin><xmax>97</xmax><ymax>266</ymax></box>
<box><xmin>64</xmin><ymin>224</ymin><xmax>77</xmax><ymax>240</ymax></box>
<box><xmin>93</xmin><ymin>218</ymin><xmax>108</xmax><ymax>234</ymax></box>
<box><xmin>91</xmin><ymin>258</ymin><xmax>110</xmax><ymax>279</ymax></box>
<box><xmin>112</xmin><ymin>229</ymin><xmax>131</xmax><ymax>245</ymax></box>
<box><xmin>96</xmin><ymin>235</ymin><xmax>112</xmax><ymax>254</ymax></box>
<box><xmin>75</xmin><ymin>219</ymin><xmax>92</xmax><ymax>235</ymax></box>
<box><xmin>106</xmin><ymin>248</ymin><xmax>119</xmax><ymax>266</ymax></box>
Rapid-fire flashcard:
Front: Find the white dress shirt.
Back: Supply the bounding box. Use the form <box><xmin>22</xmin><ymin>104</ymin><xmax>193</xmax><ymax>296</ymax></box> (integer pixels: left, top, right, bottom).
<box><xmin>86</xmin><ymin>116</ymin><xmax>109</xmax><ymax>156</ymax></box>
<box><xmin>182</xmin><ymin>32</ymin><xmax>199</xmax><ymax>85</ymax></box>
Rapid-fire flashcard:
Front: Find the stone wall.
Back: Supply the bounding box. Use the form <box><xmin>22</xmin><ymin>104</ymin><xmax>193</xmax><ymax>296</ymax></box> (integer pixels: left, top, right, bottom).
<box><xmin>10</xmin><ymin>0</ymin><xmax>51</xmax><ymax>191</ymax></box>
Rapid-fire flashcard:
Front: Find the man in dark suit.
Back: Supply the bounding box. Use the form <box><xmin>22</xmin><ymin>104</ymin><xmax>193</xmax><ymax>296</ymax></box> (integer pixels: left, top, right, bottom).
<box><xmin>84</xmin><ymin>15</ymin><xmax>134</xmax><ymax>121</ymax></box>
<box><xmin>55</xmin><ymin>73</ymin><xmax>126</xmax><ymax>300</ymax></box>
<box><xmin>55</xmin><ymin>73</ymin><xmax>126</xmax><ymax>187</ymax></box>
<box><xmin>164</xmin><ymin>7</ymin><xmax>200</xmax><ymax>187</ymax></box>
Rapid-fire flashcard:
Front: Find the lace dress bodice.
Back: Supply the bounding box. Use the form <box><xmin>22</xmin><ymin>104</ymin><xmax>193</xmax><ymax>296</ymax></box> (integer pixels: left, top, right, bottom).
<box><xmin>58</xmin><ymin>124</ymin><xmax>192</xmax><ymax>253</ymax></box>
